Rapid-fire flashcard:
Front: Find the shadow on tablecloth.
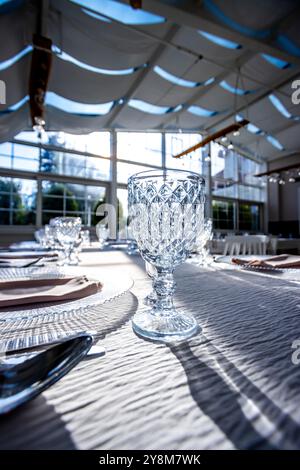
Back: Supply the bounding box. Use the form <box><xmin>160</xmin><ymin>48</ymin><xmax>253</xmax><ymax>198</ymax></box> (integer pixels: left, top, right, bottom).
<box><xmin>0</xmin><ymin>395</ymin><xmax>76</xmax><ymax>450</ymax></box>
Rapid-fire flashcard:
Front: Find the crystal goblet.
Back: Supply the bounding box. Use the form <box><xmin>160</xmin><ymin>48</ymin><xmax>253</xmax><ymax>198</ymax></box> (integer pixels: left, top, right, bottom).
<box><xmin>128</xmin><ymin>170</ymin><xmax>205</xmax><ymax>341</ymax></box>
<box><xmin>50</xmin><ymin>217</ymin><xmax>82</xmax><ymax>265</ymax></box>
<box><xmin>195</xmin><ymin>218</ymin><xmax>213</xmax><ymax>266</ymax></box>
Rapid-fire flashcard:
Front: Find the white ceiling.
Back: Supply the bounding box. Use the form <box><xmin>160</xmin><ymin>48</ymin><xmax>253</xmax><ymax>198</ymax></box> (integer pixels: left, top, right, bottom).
<box><xmin>0</xmin><ymin>0</ymin><xmax>300</xmax><ymax>162</ymax></box>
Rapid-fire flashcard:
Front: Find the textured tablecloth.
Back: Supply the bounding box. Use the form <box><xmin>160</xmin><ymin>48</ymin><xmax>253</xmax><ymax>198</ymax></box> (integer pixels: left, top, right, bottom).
<box><xmin>1</xmin><ymin>250</ymin><xmax>300</xmax><ymax>450</ymax></box>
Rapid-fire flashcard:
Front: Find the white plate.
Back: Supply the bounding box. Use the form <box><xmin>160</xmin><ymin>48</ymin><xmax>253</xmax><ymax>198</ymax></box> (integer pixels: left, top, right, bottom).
<box><xmin>0</xmin><ymin>265</ymin><xmax>133</xmax><ymax>323</ymax></box>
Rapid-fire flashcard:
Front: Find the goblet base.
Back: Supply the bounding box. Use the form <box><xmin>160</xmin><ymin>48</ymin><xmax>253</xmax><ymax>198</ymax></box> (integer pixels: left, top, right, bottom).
<box><xmin>132</xmin><ymin>309</ymin><xmax>199</xmax><ymax>342</ymax></box>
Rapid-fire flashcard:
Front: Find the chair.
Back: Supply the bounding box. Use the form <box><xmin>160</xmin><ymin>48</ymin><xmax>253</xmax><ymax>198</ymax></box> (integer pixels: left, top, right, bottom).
<box><xmin>223</xmin><ymin>235</ymin><xmax>269</xmax><ymax>256</ymax></box>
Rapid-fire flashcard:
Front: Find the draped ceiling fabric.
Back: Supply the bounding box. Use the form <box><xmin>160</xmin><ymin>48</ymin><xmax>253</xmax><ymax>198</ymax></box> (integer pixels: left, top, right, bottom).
<box><xmin>0</xmin><ymin>0</ymin><xmax>300</xmax><ymax>162</ymax></box>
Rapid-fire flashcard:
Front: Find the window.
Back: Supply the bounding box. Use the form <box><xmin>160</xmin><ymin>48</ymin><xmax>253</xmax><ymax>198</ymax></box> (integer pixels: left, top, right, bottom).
<box><xmin>0</xmin><ymin>131</ymin><xmax>267</xmax><ymax>233</ymax></box>
<box><xmin>11</xmin><ymin>143</ymin><xmax>39</xmax><ymax>172</ymax></box>
<box><xmin>117</xmin><ymin>132</ymin><xmax>162</xmax><ymax>166</ymax></box>
<box><xmin>212</xmin><ymin>200</ymin><xmax>235</xmax><ymax>230</ymax></box>
<box><xmin>239</xmin><ymin>203</ymin><xmax>260</xmax><ymax>232</ymax></box>
<box><xmin>0</xmin><ymin>177</ymin><xmax>37</xmax><ymax>225</ymax></box>
<box><xmin>40</xmin><ymin>149</ymin><xmax>110</xmax><ymax>180</ymax></box>
<box><xmin>117</xmin><ymin>162</ymin><xmax>154</xmax><ymax>184</ymax></box>
<box><xmin>165</xmin><ymin>133</ymin><xmax>203</xmax><ymax>173</ymax></box>
<box><xmin>41</xmin><ymin>131</ymin><xmax>110</xmax><ymax>157</ymax></box>
<box><xmin>212</xmin><ymin>179</ymin><xmax>238</xmax><ymax>198</ymax></box>
<box><xmin>41</xmin><ymin>181</ymin><xmax>106</xmax><ymax>226</ymax></box>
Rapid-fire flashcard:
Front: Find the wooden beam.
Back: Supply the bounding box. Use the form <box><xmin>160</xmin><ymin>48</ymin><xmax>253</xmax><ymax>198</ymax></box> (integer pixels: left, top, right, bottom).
<box><xmin>173</xmin><ymin>119</ymin><xmax>249</xmax><ymax>158</ymax></box>
<box><xmin>255</xmin><ymin>160</ymin><xmax>300</xmax><ymax>177</ymax></box>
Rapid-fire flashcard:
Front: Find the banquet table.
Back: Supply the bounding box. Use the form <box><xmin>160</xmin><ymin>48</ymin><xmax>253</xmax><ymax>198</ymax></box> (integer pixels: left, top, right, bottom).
<box><xmin>1</xmin><ymin>250</ymin><xmax>300</xmax><ymax>450</ymax></box>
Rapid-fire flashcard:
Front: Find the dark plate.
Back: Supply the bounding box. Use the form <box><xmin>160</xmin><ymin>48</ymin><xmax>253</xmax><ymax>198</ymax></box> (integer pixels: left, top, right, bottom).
<box><xmin>0</xmin><ymin>334</ymin><xmax>92</xmax><ymax>414</ymax></box>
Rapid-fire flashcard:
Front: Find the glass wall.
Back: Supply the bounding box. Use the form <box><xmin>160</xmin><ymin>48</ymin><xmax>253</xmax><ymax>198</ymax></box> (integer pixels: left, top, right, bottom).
<box><xmin>238</xmin><ymin>203</ymin><xmax>260</xmax><ymax>232</ymax></box>
<box><xmin>42</xmin><ymin>181</ymin><xmax>106</xmax><ymax>226</ymax></box>
<box><xmin>0</xmin><ymin>130</ymin><xmax>266</xmax><ymax>233</ymax></box>
<box><xmin>211</xmin><ymin>141</ymin><xmax>265</xmax><ymax>231</ymax></box>
<box><xmin>165</xmin><ymin>133</ymin><xmax>203</xmax><ymax>173</ymax></box>
<box><xmin>0</xmin><ymin>177</ymin><xmax>37</xmax><ymax>225</ymax></box>
<box><xmin>212</xmin><ymin>200</ymin><xmax>236</xmax><ymax>230</ymax></box>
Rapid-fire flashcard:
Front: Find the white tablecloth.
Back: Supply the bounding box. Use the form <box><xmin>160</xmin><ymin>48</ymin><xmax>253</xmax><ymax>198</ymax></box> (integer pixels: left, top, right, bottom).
<box><xmin>0</xmin><ymin>251</ymin><xmax>300</xmax><ymax>450</ymax></box>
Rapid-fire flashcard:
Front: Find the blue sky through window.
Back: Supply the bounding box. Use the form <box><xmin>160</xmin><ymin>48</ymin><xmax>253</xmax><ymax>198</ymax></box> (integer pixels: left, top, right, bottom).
<box><xmin>128</xmin><ymin>99</ymin><xmax>171</xmax><ymax>114</ymax></box>
<box><xmin>52</xmin><ymin>45</ymin><xmax>144</xmax><ymax>75</ymax></box>
<box><xmin>198</xmin><ymin>30</ymin><xmax>241</xmax><ymax>49</ymax></box>
<box><xmin>188</xmin><ymin>105</ymin><xmax>217</xmax><ymax>117</ymax></box>
<box><xmin>220</xmin><ymin>80</ymin><xmax>252</xmax><ymax>95</ymax></box>
<box><xmin>153</xmin><ymin>66</ymin><xmax>200</xmax><ymax>88</ymax></box>
<box><xmin>0</xmin><ymin>46</ymin><xmax>32</xmax><ymax>71</ymax></box>
<box><xmin>72</xmin><ymin>0</ymin><xmax>165</xmax><ymax>25</ymax></box>
<box><xmin>46</xmin><ymin>92</ymin><xmax>114</xmax><ymax>115</ymax></box>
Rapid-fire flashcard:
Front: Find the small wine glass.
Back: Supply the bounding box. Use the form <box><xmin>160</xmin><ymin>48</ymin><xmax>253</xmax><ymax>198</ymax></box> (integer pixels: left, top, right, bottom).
<box><xmin>195</xmin><ymin>218</ymin><xmax>213</xmax><ymax>266</ymax></box>
<box><xmin>50</xmin><ymin>217</ymin><xmax>82</xmax><ymax>265</ymax></box>
<box><xmin>96</xmin><ymin>224</ymin><xmax>109</xmax><ymax>249</ymax></box>
<box><xmin>128</xmin><ymin>169</ymin><xmax>205</xmax><ymax>342</ymax></box>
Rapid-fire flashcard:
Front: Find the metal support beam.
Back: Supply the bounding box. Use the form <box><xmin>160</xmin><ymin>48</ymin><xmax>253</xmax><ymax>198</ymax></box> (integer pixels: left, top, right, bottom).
<box><xmin>206</xmin><ymin>143</ymin><xmax>212</xmax><ymax>219</ymax></box>
<box><xmin>36</xmin><ymin>179</ymin><xmax>42</xmax><ymax>227</ymax></box>
<box><xmin>109</xmin><ymin>130</ymin><xmax>118</xmax><ymax>226</ymax></box>
<box><xmin>161</xmin><ymin>131</ymin><xmax>166</xmax><ymax>169</ymax></box>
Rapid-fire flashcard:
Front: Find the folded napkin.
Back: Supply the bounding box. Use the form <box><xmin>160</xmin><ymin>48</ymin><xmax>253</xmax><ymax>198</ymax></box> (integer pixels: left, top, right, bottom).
<box><xmin>232</xmin><ymin>254</ymin><xmax>300</xmax><ymax>269</ymax></box>
<box><xmin>0</xmin><ymin>276</ymin><xmax>102</xmax><ymax>309</ymax></box>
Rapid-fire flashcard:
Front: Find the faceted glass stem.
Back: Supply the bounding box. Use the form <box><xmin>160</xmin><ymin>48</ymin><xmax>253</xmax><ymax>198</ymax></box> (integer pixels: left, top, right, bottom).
<box><xmin>152</xmin><ymin>269</ymin><xmax>176</xmax><ymax>315</ymax></box>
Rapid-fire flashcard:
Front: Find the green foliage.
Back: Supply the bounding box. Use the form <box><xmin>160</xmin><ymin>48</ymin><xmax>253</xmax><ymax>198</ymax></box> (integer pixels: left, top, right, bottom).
<box><xmin>42</xmin><ymin>183</ymin><xmax>80</xmax><ymax>224</ymax></box>
<box><xmin>0</xmin><ymin>179</ymin><xmax>35</xmax><ymax>225</ymax></box>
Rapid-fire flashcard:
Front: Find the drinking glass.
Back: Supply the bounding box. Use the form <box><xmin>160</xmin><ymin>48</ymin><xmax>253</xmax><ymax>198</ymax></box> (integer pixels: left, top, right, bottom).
<box><xmin>128</xmin><ymin>169</ymin><xmax>205</xmax><ymax>341</ymax></box>
<box><xmin>50</xmin><ymin>217</ymin><xmax>82</xmax><ymax>265</ymax></box>
<box><xmin>34</xmin><ymin>228</ymin><xmax>47</xmax><ymax>248</ymax></box>
<box><xmin>96</xmin><ymin>225</ymin><xmax>109</xmax><ymax>249</ymax></box>
<box><xmin>81</xmin><ymin>229</ymin><xmax>91</xmax><ymax>247</ymax></box>
<box><xmin>194</xmin><ymin>218</ymin><xmax>213</xmax><ymax>266</ymax></box>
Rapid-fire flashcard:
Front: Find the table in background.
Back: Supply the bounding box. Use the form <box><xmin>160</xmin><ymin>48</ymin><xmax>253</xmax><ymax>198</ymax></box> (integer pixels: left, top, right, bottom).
<box><xmin>0</xmin><ymin>250</ymin><xmax>300</xmax><ymax>450</ymax></box>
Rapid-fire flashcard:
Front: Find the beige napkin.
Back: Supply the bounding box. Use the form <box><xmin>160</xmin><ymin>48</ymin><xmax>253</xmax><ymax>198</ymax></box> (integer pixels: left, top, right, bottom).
<box><xmin>0</xmin><ymin>276</ymin><xmax>102</xmax><ymax>309</ymax></box>
<box><xmin>232</xmin><ymin>254</ymin><xmax>300</xmax><ymax>269</ymax></box>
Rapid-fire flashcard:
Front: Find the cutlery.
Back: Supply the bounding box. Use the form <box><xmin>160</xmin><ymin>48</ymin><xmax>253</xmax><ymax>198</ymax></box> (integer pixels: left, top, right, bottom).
<box><xmin>0</xmin><ymin>257</ymin><xmax>45</xmax><ymax>269</ymax></box>
<box><xmin>0</xmin><ymin>333</ymin><xmax>93</xmax><ymax>414</ymax></box>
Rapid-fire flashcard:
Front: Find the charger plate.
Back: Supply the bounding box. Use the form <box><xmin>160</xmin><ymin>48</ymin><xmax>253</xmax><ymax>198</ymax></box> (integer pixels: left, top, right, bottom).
<box><xmin>0</xmin><ymin>265</ymin><xmax>133</xmax><ymax>323</ymax></box>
